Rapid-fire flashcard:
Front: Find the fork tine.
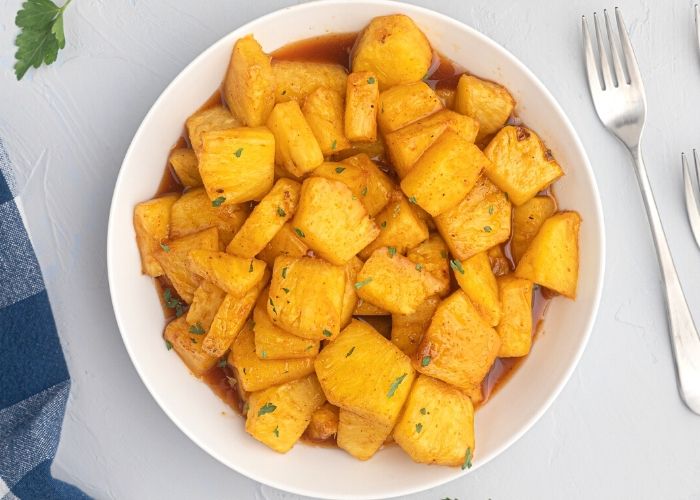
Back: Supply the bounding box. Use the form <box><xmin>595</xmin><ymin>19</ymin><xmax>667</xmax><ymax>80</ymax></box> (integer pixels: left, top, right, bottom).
<box><xmin>615</xmin><ymin>8</ymin><xmax>644</xmax><ymax>88</ymax></box>
<box><xmin>593</xmin><ymin>12</ymin><xmax>614</xmax><ymax>90</ymax></box>
<box><xmin>604</xmin><ymin>9</ymin><xmax>626</xmax><ymax>85</ymax></box>
<box><xmin>682</xmin><ymin>152</ymin><xmax>700</xmax><ymax>249</ymax></box>
<box><xmin>582</xmin><ymin>16</ymin><xmax>602</xmax><ymax>91</ymax></box>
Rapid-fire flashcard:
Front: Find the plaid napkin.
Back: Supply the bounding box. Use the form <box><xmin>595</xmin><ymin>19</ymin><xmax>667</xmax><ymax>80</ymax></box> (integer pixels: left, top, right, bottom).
<box><xmin>0</xmin><ymin>139</ymin><xmax>87</xmax><ymax>499</ymax></box>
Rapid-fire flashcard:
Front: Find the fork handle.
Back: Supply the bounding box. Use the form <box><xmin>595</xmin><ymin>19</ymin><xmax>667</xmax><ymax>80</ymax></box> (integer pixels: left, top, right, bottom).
<box><xmin>631</xmin><ymin>146</ymin><xmax>700</xmax><ymax>414</ymax></box>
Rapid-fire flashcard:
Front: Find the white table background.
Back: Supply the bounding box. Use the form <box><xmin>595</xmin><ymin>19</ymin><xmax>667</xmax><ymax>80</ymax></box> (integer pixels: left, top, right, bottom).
<box><xmin>2</xmin><ymin>0</ymin><xmax>700</xmax><ymax>498</ymax></box>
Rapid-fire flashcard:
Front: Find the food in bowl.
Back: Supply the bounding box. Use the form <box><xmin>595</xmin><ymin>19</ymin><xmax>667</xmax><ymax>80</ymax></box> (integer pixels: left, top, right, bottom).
<box><xmin>131</xmin><ymin>13</ymin><xmax>581</xmax><ymax>467</ymax></box>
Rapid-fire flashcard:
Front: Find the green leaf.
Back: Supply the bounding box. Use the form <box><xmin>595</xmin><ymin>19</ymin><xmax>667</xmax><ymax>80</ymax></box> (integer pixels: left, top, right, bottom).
<box><xmin>165</xmin><ymin>340</ymin><xmax>173</xmax><ymax>351</ymax></box>
<box><xmin>261</xmin><ymin>350</ymin><xmax>267</xmax><ymax>359</ymax></box>
<box><xmin>408</xmin><ymin>196</ymin><xmax>417</xmax><ymax>204</ymax></box>
<box><xmin>273</xmin><ymin>425</ymin><xmax>280</xmax><ymax>437</ymax></box>
<box><xmin>450</xmin><ymin>259</ymin><xmax>465</xmax><ymax>275</ymax></box>
<box><xmin>354</xmin><ymin>277</ymin><xmax>372</xmax><ymax>289</ymax></box>
<box><xmin>415</xmin><ymin>263</ymin><xmax>423</xmax><ymax>271</ymax></box>
<box><xmin>461</xmin><ymin>447</ymin><xmax>473</xmax><ymax>470</ymax></box>
<box><xmin>217</xmin><ymin>358</ymin><xmax>227</xmax><ymax>368</ymax></box>
<box><xmin>331</xmin><ymin>139</ymin><xmax>337</xmax><ymax>150</ymax></box>
<box><xmin>335</xmin><ymin>166</ymin><xmax>345</xmax><ymax>174</ymax></box>
<box><xmin>248</xmin><ymin>260</ymin><xmax>254</xmax><ymax>273</ymax></box>
<box><xmin>294</xmin><ymin>227</ymin><xmax>305</xmax><ymax>238</ymax></box>
<box><xmin>421</xmin><ymin>355</ymin><xmax>431</xmax><ymax>367</ymax></box>
<box><xmin>51</xmin><ymin>11</ymin><xmax>64</xmax><ymax>48</ymax></box>
<box><xmin>282</xmin><ymin>287</ymin><xmax>290</xmax><ymax>294</ymax></box>
<box><xmin>415</xmin><ymin>423</ymin><xmax>423</xmax><ymax>433</ymax></box>
<box><xmin>16</xmin><ymin>0</ymin><xmax>60</xmax><ymax>29</ymax></box>
<box><xmin>160</xmin><ymin>242</ymin><xmax>170</xmax><ymax>252</ymax></box>
<box><xmin>483</xmin><ymin>225</ymin><xmax>492</xmax><ymax>233</ymax></box>
<box><xmin>281</xmin><ymin>267</ymin><xmax>288</xmax><ymax>279</ymax></box>
<box><xmin>188</xmin><ymin>323</ymin><xmax>205</xmax><ymax>335</ymax></box>
<box><xmin>212</xmin><ymin>196</ymin><xmax>226</xmax><ymax>207</ymax></box>
<box><xmin>360</xmin><ymin>186</ymin><xmax>368</xmax><ymax>196</ymax></box>
<box><xmin>387</xmin><ymin>246</ymin><xmax>396</xmax><ymax>257</ymax></box>
<box><xmin>380</xmin><ymin>221</ymin><xmax>387</xmax><ymax>229</ymax></box>
<box><xmin>387</xmin><ymin>373</ymin><xmax>407</xmax><ymax>398</ymax></box>
<box><xmin>322</xmin><ymin>329</ymin><xmax>332</xmax><ymax>337</ymax></box>
<box><xmin>234</xmin><ymin>148</ymin><xmax>243</xmax><ymax>158</ymax></box>
<box><xmin>345</xmin><ymin>346</ymin><xmax>355</xmax><ymax>357</ymax></box>
<box><xmin>367</xmin><ymin>76</ymin><xmax>376</xmax><ymax>84</ymax></box>
<box><xmin>488</xmin><ymin>205</ymin><xmax>494</xmax><ymax>215</ymax></box>
<box><xmin>419</xmin><ymin>407</ymin><xmax>427</xmax><ymax>415</ymax></box>
<box><xmin>257</xmin><ymin>402</ymin><xmax>277</xmax><ymax>416</ymax></box>
<box><xmin>277</xmin><ymin>206</ymin><xmax>286</xmax><ymax>217</ymax></box>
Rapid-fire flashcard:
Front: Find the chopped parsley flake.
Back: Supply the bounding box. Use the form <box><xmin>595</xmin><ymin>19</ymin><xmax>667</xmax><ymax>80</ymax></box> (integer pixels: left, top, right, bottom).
<box><xmin>367</xmin><ymin>76</ymin><xmax>376</xmax><ymax>84</ymax></box>
<box><xmin>234</xmin><ymin>148</ymin><xmax>243</xmax><ymax>158</ymax></box>
<box><xmin>322</xmin><ymin>329</ymin><xmax>332</xmax><ymax>338</ymax></box>
<box><xmin>335</xmin><ymin>166</ymin><xmax>345</xmax><ymax>173</ymax></box>
<box><xmin>421</xmin><ymin>355</ymin><xmax>431</xmax><ymax>367</ymax></box>
<box><xmin>387</xmin><ymin>246</ymin><xmax>397</xmax><ymax>257</ymax></box>
<box><xmin>408</xmin><ymin>195</ymin><xmax>417</xmax><ymax>204</ymax></box>
<box><xmin>305</xmin><ymin>345</ymin><xmax>314</xmax><ymax>351</ymax></box>
<box><xmin>282</xmin><ymin>287</ymin><xmax>290</xmax><ymax>294</ymax></box>
<box><xmin>258</xmin><ymin>402</ymin><xmax>277</xmax><ymax>416</ymax></box>
<box><xmin>483</xmin><ymin>225</ymin><xmax>492</xmax><ymax>233</ymax></box>
<box><xmin>163</xmin><ymin>288</ymin><xmax>185</xmax><ymax>318</ymax></box>
<box><xmin>415</xmin><ymin>423</ymin><xmax>423</xmax><ymax>433</ymax></box>
<box><xmin>188</xmin><ymin>323</ymin><xmax>205</xmax><ymax>335</ymax></box>
<box><xmin>354</xmin><ymin>277</ymin><xmax>373</xmax><ymax>289</ymax></box>
<box><xmin>269</xmin><ymin>297</ymin><xmax>277</xmax><ymax>314</ymax></box>
<box><xmin>415</xmin><ymin>263</ymin><xmax>423</xmax><ymax>271</ymax></box>
<box><xmin>381</xmin><ymin>221</ymin><xmax>387</xmax><ymax>228</ymax></box>
<box><xmin>217</xmin><ymin>358</ymin><xmax>227</xmax><ymax>368</ymax></box>
<box><xmin>361</xmin><ymin>186</ymin><xmax>368</xmax><ymax>196</ymax></box>
<box><xmin>160</xmin><ymin>242</ymin><xmax>170</xmax><ymax>252</ymax></box>
<box><xmin>345</xmin><ymin>346</ymin><xmax>355</xmax><ymax>357</ymax></box>
<box><xmin>294</xmin><ymin>227</ymin><xmax>305</xmax><ymax>238</ymax></box>
<box><xmin>212</xmin><ymin>196</ymin><xmax>226</xmax><ymax>207</ymax></box>
<box><xmin>450</xmin><ymin>259</ymin><xmax>465</xmax><ymax>275</ymax></box>
<box><xmin>462</xmin><ymin>447</ymin><xmax>473</xmax><ymax>470</ymax></box>
<box><xmin>273</xmin><ymin>425</ymin><xmax>280</xmax><ymax>437</ymax></box>
<box><xmin>249</xmin><ymin>260</ymin><xmax>254</xmax><ymax>273</ymax></box>
<box><xmin>261</xmin><ymin>350</ymin><xmax>267</xmax><ymax>359</ymax></box>
<box><xmin>387</xmin><ymin>373</ymin><xmax>407</xmax><ymax>398</ymax></box>
<box><xmin>420</xmin><ymin>407</ymin><xmax>427</xmax><ymax>415</ymax></box>
<box><xmin>165</xmin><ymin>340</ymin><xmax>173</xmax><ymax>350</ymax></box>
<box><xmin>281</xmin><ymin>267</ymin><xmax>288</xmax><ymax>279</ymax></box>
<box><xmin>277</xmin><ymin>207</ymin><xmax>286</xmax><ymax>217</ymax></box>
<box><xmin>488</xmin><ymin>205</ymin><xmax>494</xmax><ymax>215</ymax></box>
<box><xmin>331</xmin><ymin>139</ymin><xmax>337</xmax><ymax>150</ymax></box>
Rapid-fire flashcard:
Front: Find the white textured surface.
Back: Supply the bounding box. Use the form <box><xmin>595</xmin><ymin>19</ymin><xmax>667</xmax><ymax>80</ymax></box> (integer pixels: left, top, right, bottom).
<box><xmin>1</xmin><ymin>0</ymin><xmax>700</xmax><ymax>498</ymax></box>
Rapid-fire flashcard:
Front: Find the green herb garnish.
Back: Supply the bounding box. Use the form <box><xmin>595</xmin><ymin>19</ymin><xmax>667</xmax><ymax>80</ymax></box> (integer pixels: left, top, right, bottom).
<box><xmin>189</xmin><ymin>323</ymin><xmax>205</xmax><ymax>335</ymax></box>
<box><xmin>387</xmin><ymin>246</ymin><xmax>397</xmax><ymax>257</ymax></box>
<box><xmin>419</xmin><ymin>407</ymin><xmax>427</xmax><ymax>415</ymax></box>
<box><xmin>440</xmin><ymin>250</ymin><xmax>448</xmax><ymax>259</ymax></box>
<box><xmin>160</xmin><ymin>242</ymin><xmax>170</xmax><ymax>252</ymax></box>
<box><xmin>367</xmin><ymin>76</ymin><xmax>376</xmax><ymax>84</ymax></box>
<box><xmin>450</xmin><ymin>259</ymin><xmax>465</xmax><ymax>275</ymax></box>
<box><xmin>361</xmin><ymin>186</ymin><xmax>368</xmax><ymax>196</ymax></box>
<box><xmin>335</xmin><ymin>166</ymin><xmax>345</xmax><ymax>173</ymax></box>
<box><xmin>483</xmin><ymin>225</ymin><xmax>492</xmax><ymax>233</ymax></box>
<box><xmin>282</xmin><ymin>287</ymin><xmax>290</xmax><ymax>294</ymax></box>
<box><xmin>408</xmin><ymin>195</ymin><xmax>417</xmax><ymax>204</ymax></box>
<box><xmin>415</xmin><ymin>263</ymin><xmax>423</xmax><ymax>271</ymax></box>
<box><xmin>345</xmin><ymin>346</ymin><xmax>355</xmax><ymax>357</ymax></box>
<box><xmin>273</xmin><ymin>425</ymin><xmax>280</xmax><ymax>437</ymax></box>
<box><xmin>462</xmin><ymin>447</ymin><xmax>473</xmax><ymax>470</ymax></box>
<box><xmin>258</xmin><ymin>402</ymin><xmax>277</xmax><ymax>416</ymax></box>
<box><xmin>331</xmin><ymin>139</ymin><xmax>337</xmax><ymax>150</ymax></box>
<box><xmin>261</xmin><ymin>350</ymin><xmax>267</xmax><ymax>359</ymax></box>
<box><xmin>421</xmin><ymin>356</ymin><xmax>431</xmax><ymax>367</ymax></box>
<box><xmin>281</xmin><ymin>267</ymin><xmax>288</xmax><ymax>279</ymax></box>
<box><xmin>354</xmin><ymin>277</ymin><xmax>373</xmax><ymax>289</ymax></box>
<box><xmin>322</xmin><ymin>329</ymin><xmax>332</xmax><ymax>338</ymax></box>
<box><xmin>234</xmin><ymin>148</ymin><xmax>243</xmax><ymax>158</ymax></box>
<box><xmin>212</xmin><ymin>196</ymin><xmax>226</xmax><ymax>207</ymax></box>
<box><xmin>217</xmin><ymin>358</ymin><xmax>227</xmax><ymax>368</ymax></box>
<box><xmin>294</xmin><ymin>227</ymin><xmax>305</xmax><ymax>238</ymax></box>
<box><xmin>380</xmin><ymin>221</ymin><xmax>387</xmax><ymax>228</ymax></box>
<box><xmin>165</xmin><ymin>340</ymin><xmax>173</xmax><ymax>350</ymax></box>
<box><xmin>415</xmin><ymin>423</ymin><xmax>423</xmax><ymax>433</ymax></box>
<box><xmin>387</xmin><ymin>373</ymin><xmax>407</xmax><ymax>398</ymax></box>
<box><xmin>488</xmin><ymin>205</ymin><xmax>494</xmax><ymax>215</ymax></box>
<box><xmin>163</xmin><ymin>288</ymin><xmax>185</xmax><ymax>318</ymax></box>
<box><xmin>277</xmin><ymin>207</ymin><xmax>286</xmax><ymax>217</ymax></box>
<box><xmin>249</xmin><ymin>260</ymin><xmax>254</xmax><ymax>273</ymax></box>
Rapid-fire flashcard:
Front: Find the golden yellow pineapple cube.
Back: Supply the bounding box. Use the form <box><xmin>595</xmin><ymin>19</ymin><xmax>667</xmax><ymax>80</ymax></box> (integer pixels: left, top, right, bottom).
<box><xmin>302</xmin><ymin>87</ymin><xmax>350</xmax><ymax>155</ymax></box>
<box><xmin>245</xmin><ymin>373</ymin><xmax>326</xmax><ymax>453</ymax></box>
<box><xmin>453</xmin><ymin>252</ymin><xmax>501</xmax><ymax>327</ymax></box>
<box><xmin>253</xmin><ymin>291</ymin><xmax>319</xmax><ymax>360</ymax></box>
<box><xmin>344</xmin><ymin>71</ymin><xmax>379</xmax><ymax>142</ymax></box>
<box><xmin>306</xmin><ymin>403</ymin><xmax>339</xmax><ymax>442</ymax></box>
<box><xmin>511</xmin><ymin>195</ymin><xmax>557</xmax><ymax>263</ymax></box>
<box><xmin>400</xmin><ymin>130</ymin><xmax>490</xmax><ymax>216</ymax></box>
<box><xmin>360</xmin><ymin>193</ymin><xmax>428</xmax><ymax>259</ymax></box>
<box><xmin>134</xmin><ymin>194</ymin><xmax>178</xmax><ymax>277</ymax></box>
<box><xmin>272</xmin><ymin>60</ymin><xmax>348</xmax><ymax>104</ymax></box>
<box><xmin>154</xmin><ymin>227</ymin><xmax>219</xmax><ymax>303</ymax></box>
<box><xmin>413</xmin><ymin>289</ymin><xmax>500</xmax><ymax>393</ymax></box>
<box><xmin>267</xmin><ymin>255</ymin><xmax>346</xmax><ymax>340</ymax></box>
<box><xmin>455</xmin><ymin>74</ymin><xmax>515</xmax><ymax>141</ymax></box>
<box><xmin>169</xmin><ymin>187</ymin><xmax>249</xmax><ymax>246</ymax></box>
<box><xmin>393</xmin><ymin>374</ymin><xmax>475</xmax><ymax>467</ymax></box>
<box><xmin>223</xmin><ymin>35</ymin><xmax>275</xmax><ymax>126</ymax></box>
<box><xmin>337</xmin><ymin>409</ymin><xmax>392</xmax><ymax>460</ymax></box>
<box><xmin>314</xmin><ymin>319</ymin><xmax>416</xmax><ymax>427</ymax></box>
<box><xmin>168</xmin><ymin>148</ymin><xmax>201</xmax><ymax>187</ymax></box>
<box><xmin>202</xmin><ymin>269</ymin><xmax>269</xmax><ymax>357</ymax></box>
<box><xmin>267</xmin><ymin>101</ymin><xmax>324</xmax><ymax>177</ymax></box>
<box><xmin>483</xmin><ymin>125</ymin><xmax>564</xmax><ymax>206</ymax></box>
<box><xmin>434</xmin><ymin>176</ymin><xmax>511</xmax><ymax>260</ymax></box>
<box><xmin>312</xmin><ymin>155</ymin><xmax>394</xmax><ymax>217</ymax></box>
<box><xmin>378</xmin><ymin>81</ymin><xmax>442</xmax><ymax>134</ymax></box>
<box><xmin>515</xmin><ymin>211</ymin><xmax>580</xmax><ymax>298</ymax></box>
<box><xmin>226</xmin><ymin>179</ymin><xmax>301</xmax><ymax>258</ymax></box>
<box><xmin>496</xmin><ymin>276</ymin><xmax>533</xmax><ymax>357</ymax></box>
<box><xmin>357</xmin><ymin>247</ymin><xmax>442</xmax><ymax>315</ymax></box>
<box><xmin>256</xmin><ymin>222</ymin><xmax>309</xmax><ymax>266</ymax></box>
<box><xmin>186</xmin><ymin>249</ymin><xmax>266</xmax><ymax>297</ymax></box>
<box><xmin>391</xmin><ymin>295</ymin><xmax>440</xmax><ymax>356</ymax></box>
<box><xmin>340</xmin><ymin>257</ymin><xmax>363</xmax><ymax>327</ymax></box>
<box><xmin>351</xmin><ymin>14</ymin><xmax>432</xmax><ymax>88</ymax></box>
<box><xmin>229</xmin><ymin>321</ymin><xmax>315</xmax><ymax>392</ymax></box>
<box><xmin>385</xmin><ymin>110</ymin><xmax>479</xmax><ymax>178</ymax></box>
<box><xmin>353</xmin><ymin>299</ymin><xmax>390</xmax><ymax>316</ymax></box>
<box><xmin>163</xmin><ymin>316</ymin><xmax>218</xmax><ymax>376</ymax></box>
<box><xmin>406</xmin><ymin>234</ymin><xmax>450</xmax><ymax>298</ymax></box>
<box><xmin>199</xmin><ymin>126</ymin><xmax>275</xmax><ymax>204</ymax></box>
<box><xmin>293</xmin><ymin>177</ymin><xmax>379</xmax><ymax>265</ymax></box>
<box><xmin>186</xmin><ymin>105</ymin><xmax>241</xmax><ymax>156</ymax></box>
<box><xmin>186</xmin><ymin>280</ymin><xmax>226</xmax><ymax>331</ymax></box>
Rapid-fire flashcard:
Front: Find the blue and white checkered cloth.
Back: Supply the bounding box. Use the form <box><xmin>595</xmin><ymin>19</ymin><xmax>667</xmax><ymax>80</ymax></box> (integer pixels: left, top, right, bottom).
<box><xmin>0</xmin><ymin>139</ymin><xmax>87</xmax><ymax>499</ymax></box>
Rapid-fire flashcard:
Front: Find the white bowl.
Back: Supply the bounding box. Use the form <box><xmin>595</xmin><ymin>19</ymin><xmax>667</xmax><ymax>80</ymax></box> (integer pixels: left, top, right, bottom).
<box><xmin>107</xmin><ymin>1</ymin><xmax>605</xmax><ymax>498</ymax></box>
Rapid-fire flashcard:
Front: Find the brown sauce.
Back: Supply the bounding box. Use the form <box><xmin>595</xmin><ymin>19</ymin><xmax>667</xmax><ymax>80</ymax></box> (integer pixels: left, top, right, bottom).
<box><xmin>202</xmin><ymin>364</ymin><xmax>244</xmax><ymax>414</ymax></box>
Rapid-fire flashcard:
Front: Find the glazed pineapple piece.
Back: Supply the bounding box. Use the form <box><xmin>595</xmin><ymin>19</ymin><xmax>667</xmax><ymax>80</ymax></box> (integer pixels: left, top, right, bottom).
<box><xmin>391</xmin><ymin>295</ymin><xmax>440</xmax><ymax>356</ymax></box>
<box><xmin>344</xmin><ymin>71</ymin><xmax>380</xmax><ymax>142</ymax></box>
<box><xmin>453</xmin><ymin>252</ymin><xmax>501</xmax><ymax>327</ymax></box>
<box><xmin>496</xmin><ymin>276</ymin><xmax>533</xmax><ymax>357</ymax></box>
<box><xmin>186</xmin><ymin>280</ymin><xmax>227</xmax><ymax>331</ymax></box>
<box><xmin>306</xmin><ymin>403</ymin><xmax>339</xmax><ymax>442</ymax></box>
<box><xmin>454</xmin><ymin>74</ymin><xmax>515</xmax><ymax>142</ymax></box>
<box><xmin>133</xmin><ymin>193</ymin><xmax>178</xmax><ymax>277</ymax></box>
<box><xmin>406</xmin><ymin>234</ymin><xmax>450</xmax><ymax>298</ymax></box>
<box><xmin>255</xmin><ymin>222</ymin><xmax>309</xmax><ymax>266</ymax></box>
<box><xmin>163</xmin><ymin>316</ymin><xmax>218</xmax><ymax>376</ymax></box>
<box><xmin>168</xmin><ymin>148</ymin><xmax>201</xmax><ymax>187</ymax></box>
<box><xmin>339</xmin><ymin>257</ymin><xmax>363</xmax><ymax>327</ymax></box>
<box><xmin>245</xmin><ymin>374</ymin><xmax>326</xmax><ymax>453</ymax></box>
<box><xmin>393</xmin><ymin>374</ymin><xmax>475</xmax><ymax>467</ymax></box>
<box><xmin>272</xmin><ymin>60</ymin><xmax>348</xmax><ymax>104</ymax></box>
<box><xmin>185</xmin><ymin>250</ymin><xmax>266</xmax><ymax>297</ymax></box>
<box><xmin>511</xmin><ymin>196</ymin><xmax>557</xmax><ymax>263</ymax></box>
<box><xmin>377</xmin><ymin>81</ymin><xmax>442</xmax><ymax>134</ymax></box>
<box><xmin>186</xmin><ymin>105</ymin><xmax>241</xmax><ymax>156</ymax></box>
<box><xmin>337</xmin><ymin>409</ymin><xmax>392</xmax><ymax>460</ymax></box>
<box><xmin>302</xmin><ymin>87</ymin><xmax>350</xmax><ymax>155</ymax></box>
<box><xmin>267</xmin><ymin>101</ymin><xmax>324</xmax><ymax>177</ymax></box>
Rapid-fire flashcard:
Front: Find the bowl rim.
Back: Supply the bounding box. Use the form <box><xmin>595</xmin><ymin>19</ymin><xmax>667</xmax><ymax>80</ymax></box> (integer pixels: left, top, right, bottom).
<box><xmin>107</xmin><ymin>0</ymin><xmax>606</xmax><ymax>497</ymax></box>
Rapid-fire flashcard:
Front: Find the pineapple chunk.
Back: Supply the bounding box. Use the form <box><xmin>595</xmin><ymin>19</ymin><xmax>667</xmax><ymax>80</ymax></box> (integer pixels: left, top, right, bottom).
<box><xmin>391</xmin><ymin>295</ymin><xmax>440</xmax><ymax>356</ymax></box>
<box><xmin>436</xmin><ymin>87</ymin><xmax>456</xmax><ymax>109</ymax></box>
<box><xmin>453</xmin><ymin>252</ymin><xmax>501</xmax><ymax>327</ymax></box>
<box><xmin>378</xmin><ymin>81</ymin><xmax>442</xmax><ymax>134</ymax></box>
<box><xmin>223</xmin><ymin>35</ymin><xmax>275</xmax><ymax>126</ymax></box>
<box><xmin>337</xmin><ymin>409</ymin><xmax>392</xmax><ymax>460</ymax></box>
<box><xmin>314</xmin><ymin>319</ymin><xmax>416</xmax><ymax>427</ymax></box>
<box><xmin>202</xmin><ymin>270</ymin><xmax>268</xmax><ymax>357</ymax></box>
<box><xmin>293</xmin><ymin>177</ymin><xmax>379</xmax><ymax>265</ymax></box>
<box><xmin>511</xmin><ymin>196</ymin><xmax>557</xmax><ymax>263</ymax></box>
<box><xmin>312</xmin><ymin>154</ymin><xmax>394</xmax><ymax>216</ymax></box>
<box><xmin>256</xmin><ymin>222</ymin><xmax>309</xmax><ymax>266</ymax></box>
<box><xmin>413</xmin><ymin>290</ymin><xmax>500</xmax><ymax>393</ymax></box>
<box><xmin>344</xmin><ymin>71</ymin><xmax>379</xmax><ymax>142</ymax></box>
<box><xmin>356</xmin><ymin>248</ymin><xmax>442</xmax><ymax>315</ymax></box>
<box><xmin>515</xmin><ymin>211</ymin><xmax>580</xmax><ymax>298</ymax></box>
<box><xmin>163</xmin><ymin>316</ymin><xmax>218</xmax><ymax>376</ymax></box>
<box><xmin>434</xmin><ymin>176</ymin><xmax>511</xmax><ymax>260</ymax></box>
<box><xmin>186</xmin><ymin>250</ymin><xmax>266</xmax><ymax>297</ymax></box>
<box><xmin>186</xmin><ymin>105</ymin><xmax>241</xmax><ymax>156</ymax></box>
<box><xmin>268</xmin><ymin>255</ymin><xmax>346</xmax><ymax>340</ymax></box>
<box><xmin>272</xmin><ymin>60</ymin><xmax>348</xmax><ymax>104</ymax></box>
<box><xmin>393</xmin><ymin>374</ymin><xmax>475</xmax><ymax>466</ymax></box>
<box><xmin>487</xmin><ymin>244</ymin><xmax>511</xmax><ymax>277</ymax></box>
<box><xmin>496</xmin><ymin>276</ymin><xmax>533</xmax><ymax>357</ymax></box>
<box><xmin>351</xmin><ymin>14</ymin><xmax>432</xmax><ymax>88</ymax></box>
<box><xmin>331</xmin><ymin>138</ymin><xmax>386</xmax><ymax>163</ymax></box>
<box><xmin>267</xmin><ymin>101</ymin><xmax>324</xmax><ymax>177</ymax></box>
<box><xmin>168</xmin><ymin>148</ymin><xmax>201</xmax><ymax>187</ymax></box>
<box><xmin>133</xmin><ymin>194</ymin><xmax>178</xmax><ymax>277</ymax></box>
<box><xmin>406</xmin><ymin>234</ymin><xmax>450</xmax><ymax>298</ymax></box>
<box><xmin>169</xmin><ymin>187</ymin><xmax>249</xmax><ymax>246</ymax></box>
<box><xmin>400</xmin><ymin>130</ymin><xmax>490</xmax><ymax>216</ymax></box>
<box><xmin>302</xmin><ymin>87</ymin><xmax>350</xmax><ymax>155</ymax></box>
<box><xmin>353</xmin><ymin>298</ymin><xmax>390</xmax><ymax>316</ymax></box>
<box><xmin>385</xmin><ymin>110</ymin><xmax>479</xmax><ymax>178</ymax></box>
<box><xmin>340</xmin><ymin>257</ymin><xmax>363</xmax><ymax>327</ymax></box>
<box><xmin>154</xmin><ymin>227</ymin><xmax>218</xmax><ymax>303</ymax></box>
<box><xmin>306</xmin><ymin>403</ymin><xmax>339</xmax><ymax>442</ymax></box>
<box><xmin>199</xmin><ymin>127</ymin><xmax>275</xmax><ymax>204</ymax></box>
<box><xmin>455</xmin><ymin>74</ymin><xmax>515</xmax><ymax>141</ymax></box>
<box><xmin>253</xmin><ymin>290</ymin><xmax>319</xmax><ymax>360</ymax></box>
<box><xmin>245</xmin><ymin>374</ymin><xmax>326</xmax><ymax>453</ymax></box>
<box><xmin>226</xmin><ymin>179</ymin><xmax>301</xmax><ymax>258</ymax></box>
<box><xmin>229</xmin><ymin>322</ymin><xmax>315</xmax><ymax>392</ymax></box>
<box><xmin>359</xmin><ymin>193</ymin><xmax>428</xmax><ymax>259</ymax></box>
<box><xmin>483</xmin><ymin>125</ymin><xmax>564</xmax><ymax>206</ymax></box>
<box><xmin>186</xmin><ymin>280</ymin><xmax>226</xmax><ymax>331</ymax></box>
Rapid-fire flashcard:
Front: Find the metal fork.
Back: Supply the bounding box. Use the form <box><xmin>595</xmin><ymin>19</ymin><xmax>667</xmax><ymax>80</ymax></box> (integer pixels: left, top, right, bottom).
<box><xmin>583</xmin><ymin>8</ymin><xmax>700</xmax><ymax>415</ymax></box>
